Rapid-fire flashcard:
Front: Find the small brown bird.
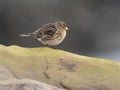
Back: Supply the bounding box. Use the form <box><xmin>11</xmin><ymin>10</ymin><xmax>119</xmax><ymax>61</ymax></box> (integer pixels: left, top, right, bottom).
<box><xmin>20</xmin><ymin>21</ymin><xmax>68</xmax><ymax>46</ymax></box>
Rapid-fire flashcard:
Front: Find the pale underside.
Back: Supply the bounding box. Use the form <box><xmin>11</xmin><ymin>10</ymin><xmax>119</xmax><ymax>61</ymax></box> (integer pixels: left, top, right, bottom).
<box><xmin>37</xmin><ymin>30</ymin><xmax>66</xmax><ymax>46</ymax></box>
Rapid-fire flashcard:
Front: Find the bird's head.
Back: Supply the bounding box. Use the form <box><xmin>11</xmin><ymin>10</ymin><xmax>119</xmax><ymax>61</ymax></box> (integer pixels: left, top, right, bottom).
<box><xmin>55</xmin><ymin>21</ymin><xmax>68</xmax><ymax>31</ymax></box>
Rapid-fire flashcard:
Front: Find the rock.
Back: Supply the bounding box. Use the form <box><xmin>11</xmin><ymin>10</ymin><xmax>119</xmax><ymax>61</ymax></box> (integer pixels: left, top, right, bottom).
<box><xmin>0</xmin><ymin>65</ymin><xmax>15</xmax><ymax>80</ymax></box>
<box><xmin>0</xmin><ymin>79</ymin><xmax>65</xmax><ymax>90</ymax></box>
<box><xmin>0</xmin><ymin>65</ymin><xmax>64</xmax><ymax>90</ymax></box>
<box><xmin>0</xmin><ymin>45</ymin><xmax>120</xmax><ymax>90</ymax></box>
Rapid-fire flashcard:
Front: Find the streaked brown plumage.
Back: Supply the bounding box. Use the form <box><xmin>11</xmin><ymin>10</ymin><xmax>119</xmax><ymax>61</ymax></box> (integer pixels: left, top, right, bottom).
<box><xmin>20</xmin><ymin>21</ymin><xmax>68</xmax><ymax>46</ymax></box>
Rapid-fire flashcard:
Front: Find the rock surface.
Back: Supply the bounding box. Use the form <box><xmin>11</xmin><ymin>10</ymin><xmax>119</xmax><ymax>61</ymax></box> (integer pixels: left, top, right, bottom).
<box><xmin>0</xmin><ymin>45</ymin><xmax>120</xmax><ymax>90</ymax></box>
<box><xmin>0</xmin><ymin>79</ymin><xmax>65</xmax><ymax>90</ymax></box>
<box><xmin>0</xmin><ymin>65</ymin><xmax>15</xmax><ymax>80</ymax></box>
<box><xmin>0</xmin><ymin>65</ymin><xmax>64</xmax><ymax>90</ymax></box>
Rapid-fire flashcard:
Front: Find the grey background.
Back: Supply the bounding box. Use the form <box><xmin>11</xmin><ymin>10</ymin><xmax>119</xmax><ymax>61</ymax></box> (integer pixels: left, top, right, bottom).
<box><xmin>0</xmin><ymin>0</ymin><xmax>120</xmax><ymax>61</ymax></box>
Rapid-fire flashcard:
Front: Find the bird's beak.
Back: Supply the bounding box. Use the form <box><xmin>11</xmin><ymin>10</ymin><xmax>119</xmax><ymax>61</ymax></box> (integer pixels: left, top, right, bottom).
<box><xmin>66</xmin><ymin>27</ymin><xmax>68</xmax><ymax>30</ymax></box>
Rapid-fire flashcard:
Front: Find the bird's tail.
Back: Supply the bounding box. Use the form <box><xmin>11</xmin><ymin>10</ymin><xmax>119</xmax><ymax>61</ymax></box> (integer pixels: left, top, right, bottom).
<box><xmin>19</xmin><ymin>34</ymin><xmax>30</xmax><ymax>37</ymax></box>
<box><xmin>19</xmin><ymin>33</ymin><xmax>37</xmax><ymax>38</ymax></box>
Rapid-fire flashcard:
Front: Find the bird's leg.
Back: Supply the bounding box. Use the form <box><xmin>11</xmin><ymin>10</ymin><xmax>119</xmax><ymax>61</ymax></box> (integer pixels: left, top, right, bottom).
<box><xmin>46</xmin><ymin>45</ymin><xmax>56</xmax><ymax>49</ymax></box>
<box><xmin>50</xmin><ymin>45</ymin><xmax>56</xmax><ymax>49</ymax></box>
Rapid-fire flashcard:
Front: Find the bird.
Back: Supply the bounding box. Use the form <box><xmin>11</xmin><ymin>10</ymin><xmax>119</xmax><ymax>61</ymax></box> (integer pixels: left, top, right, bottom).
<box><xmin>20</xmin><ymin>21</ymin><xmax>68</xmax><ymax>46</ymax></box>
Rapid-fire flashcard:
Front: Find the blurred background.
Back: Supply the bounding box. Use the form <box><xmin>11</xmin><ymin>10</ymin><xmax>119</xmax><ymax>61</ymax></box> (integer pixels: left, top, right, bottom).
<box><xmin>0</xmin><ymin>0</ymin><xmax>120</xmax><ymax>61</ymax></box>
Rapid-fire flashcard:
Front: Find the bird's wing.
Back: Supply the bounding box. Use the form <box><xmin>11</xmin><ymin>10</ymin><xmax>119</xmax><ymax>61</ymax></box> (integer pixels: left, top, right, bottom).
<box><xmin>42</xmin><ymin>23</ymin><xmax>57</xmax><ymax>36</ymax></box>
<box><xmin>31</xmin><ymin>23</ymin><xmax>57</xmax><ymax>39</ymax></box>
<box><xmin>27</xmin><ymin>28</ymin><xmax>43</xmax><ymax>38</ymax></box>
<box><xmin>34</xmin><ymin>28</ymin><xmax>43</xmax><ymax>38</ymax></box>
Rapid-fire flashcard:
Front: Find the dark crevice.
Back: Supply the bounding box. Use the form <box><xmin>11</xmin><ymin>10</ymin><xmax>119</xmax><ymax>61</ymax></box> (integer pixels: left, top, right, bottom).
<box><xmin>60</xmin><ymin>83</ymin><xmax>71</xmax><ymax>90</ymax></box>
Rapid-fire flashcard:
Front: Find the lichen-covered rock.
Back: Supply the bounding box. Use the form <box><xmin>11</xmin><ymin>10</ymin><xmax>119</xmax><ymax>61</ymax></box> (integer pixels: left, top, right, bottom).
<box><xmin>0</xmin><ymin>45</ymin><xmax>120</xmax><ymax>90</ymax></box>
